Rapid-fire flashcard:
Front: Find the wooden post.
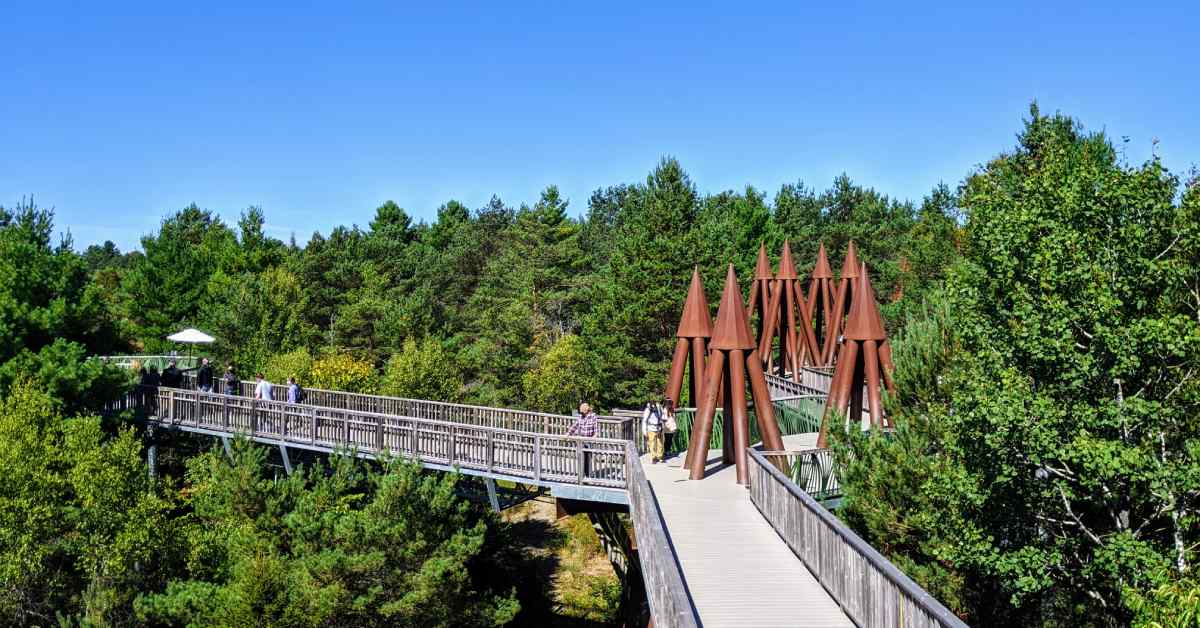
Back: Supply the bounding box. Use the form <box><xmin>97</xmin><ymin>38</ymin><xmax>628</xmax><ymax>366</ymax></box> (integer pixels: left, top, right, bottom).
<box><xmin>222</xmin><ymin>396</ymin><xmax>230</xmax><ymax>430</ymax></box>
<box><xmin>376</xmin><ymin>418</ymin><xmax>384</xmax><ymax>452</ymax></box>
<box><xmin>449</xmin><ymin>426</ymin><xmax>457</xmax><ymax>465</ymax></box>
<box><xmin>487</xmin><ymin>431</ymin><xmax>495</xmax><ymax>473</ymax></box>
<box><xmin>250</xmin><ymin>402</ymin><xmax>258</xmax><ymax>436</ymax></box>
<box><xmin>310</xmin><ymin>407</ymin><xmax>317</xmax><ymax>445</ymax></box>
<box><xmin>167</xmin><ymin>390</ymin><xmax>175</xmax><ymax>422</ymax></box>
<box><xmin>534</xmin><ymin>436</ymin><xmax>542</xmax><ymax>482</ymax></box>
<box><xmin>343</xmin><ymin>412</ymin><xmax>350</xmax><ymax>446</ymax></box>
<box><xmin>576</xmin><ymin>439</ymin><xmax>585</xmax><ymax>484</ymax></box>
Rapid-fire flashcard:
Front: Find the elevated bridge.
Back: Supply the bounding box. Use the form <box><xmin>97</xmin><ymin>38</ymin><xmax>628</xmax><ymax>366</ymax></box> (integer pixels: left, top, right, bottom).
<box><xmin>103</xmin><ymin>360</ymin><xmax>964</xmax><ymax>627</ymax></box>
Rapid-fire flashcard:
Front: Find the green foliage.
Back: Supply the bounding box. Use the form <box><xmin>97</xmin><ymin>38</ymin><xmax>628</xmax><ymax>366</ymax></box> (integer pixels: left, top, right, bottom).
<box><xmin>834</xmin><ymin>106</ymin><xmax>1200</xmax><ymax>625</ymax></box>
<box><xmin>521</xmin><ymin>334</ymin><xmax>600</xmax><ymax>414</ymax></box>
<box><xmin>381</xmin><ymin>338</ymin><xmax>464</xmax><ymax>402</ymax></box>
<box><xmin>0</xmin><ymin>339</ymin><xmax>128</xmax><ymax>415</ymax></box>
<box><xmin>309</xmin><ymin>352</ymin><xmax>379</xmax><ymax>393</ymax></box>
<box><xmin>0</xmin><ymin>381</ymin><xmax>179</xmax><ymax>626</ymax></box>
<box><xmin>136</xmin><ymin>441</ymin><xmax>520</xmax><ymax>627</ymax></box>
<box><xmin>202</xmin><ymin>265</ymin><xmax>311</xmax><ymax>372</ymax></box>
<box><xmin>1125</xmin><ymin>571</ymin><xmax>1200</xmax><ymax>627</ymax></box>
<box><xmin>118</xmin><ymin>205</ymin><xmax>239</xmax><ymax>352</ymax></box>
<box><xmin>262</xmin><ymin>347</ymin><xmax>315</xmax><ymax>386</ymax></box>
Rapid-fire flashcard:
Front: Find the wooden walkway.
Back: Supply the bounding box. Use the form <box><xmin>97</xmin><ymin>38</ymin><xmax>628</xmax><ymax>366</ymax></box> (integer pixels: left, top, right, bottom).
<box><xmin>643</xmin><ymin>446</ymin><xmax>852</xmax><ymax>627</ymax></box>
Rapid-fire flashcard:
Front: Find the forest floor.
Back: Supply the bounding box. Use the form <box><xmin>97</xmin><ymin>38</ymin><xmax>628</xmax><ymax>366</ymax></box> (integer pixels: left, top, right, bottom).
<box><xmin>503</xmin><ymin>495</ymin><xmax>621</xmax><ymax>626</ymax></box>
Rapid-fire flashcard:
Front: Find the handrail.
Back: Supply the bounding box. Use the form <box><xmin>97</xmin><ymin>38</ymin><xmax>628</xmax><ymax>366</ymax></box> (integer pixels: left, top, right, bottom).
<box><xmin>173</xmin><ymin>373</ymin><xmax>635</xmax><ymax>442</ymax></box>
<box><xmin>624</xmin><ymin>442</ymin><xmax>699</xmax><ymax>628</ymax></box>
<box><xmin>747</xmin><ymin>448</ymin><xmax>968</xmax><ymax>628</ymax></box>
<box><xmin>113</xmin><ymin>385</ymin><xmax>629</xmax><ymax>489</ymax></box>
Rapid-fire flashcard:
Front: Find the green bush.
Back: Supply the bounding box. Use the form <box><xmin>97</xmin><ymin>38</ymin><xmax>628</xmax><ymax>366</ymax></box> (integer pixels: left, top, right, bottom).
<box><xmin>380</xmin><ymin>338</ymin><xmax>463</xmax><ymax>401</ymax></box>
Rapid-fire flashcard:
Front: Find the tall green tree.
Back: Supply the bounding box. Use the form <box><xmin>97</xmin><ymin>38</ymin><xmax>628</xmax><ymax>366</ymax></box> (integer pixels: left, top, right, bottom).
<box><xmin>118</xmin><ymin>205</ymin><xmax>238</xmax><ymax>351</ymax></box>
<box><xmin>137</xmin><ymin>442</ymin><xmax>520</xmax><ymax>627</ymax></box>
<box><xmin>584</xmin><ymin>157</ymin><xmax>702</xmax><ymax>406</ymax></box>
<box><xmin>834</xmin><ymin>107</ymin><xmax>1200</xmax><ymax>625</ymax></box>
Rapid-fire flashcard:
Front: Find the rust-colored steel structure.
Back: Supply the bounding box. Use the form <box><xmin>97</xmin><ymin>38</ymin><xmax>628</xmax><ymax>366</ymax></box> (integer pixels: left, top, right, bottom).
<box><xmin>745</xmin><ymin>243</ymin><xmax>774</xmax><ymax>339</ymax></box>
<box><xmin>757</xmin><ymin>241</ymin><xmax>821</xmax><ymax>380</ymax></box>
<box><xmin>817</xmin><ymin>262</ymin><xmax>896</xmax><ymax>448</ymax></box>
<box><xmin>820</xmin><ymin>241</ymin><xmax>861</xmax><ymax>365</ymax></box>
<box><xmin>804</xmin><ymin>243</ymin><xmax>836</xmax><ymax>367</ymax></box>
<box><xmin>665</xmin><ymin>267</ymin><xmax>713</xmax><ymax>409</ymax></box>
<box><xmin>686</xmin><ymin>264</ymin><xmax>785</xmax><ymax>484</ymax></box>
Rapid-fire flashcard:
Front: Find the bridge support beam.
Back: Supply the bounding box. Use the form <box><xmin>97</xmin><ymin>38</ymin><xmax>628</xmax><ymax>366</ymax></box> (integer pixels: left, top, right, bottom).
<box><xmin>279</xmin><ymin>444</ymin><xmax>293</xmax><ymax>475</ymax></box>
<box><xmin>221</xmin><ymin>436</ymin><xmax>233</xmax><ymax>460</ymax></box>
<box><xmin>484</xmin><ymin>477</ymin><xmax>500</xmax><ymax>512</ymax></box>
<box><xmin>146</xmin><ymin>425</ymin><xmax>158</xmax><ymax>482</ymax></box>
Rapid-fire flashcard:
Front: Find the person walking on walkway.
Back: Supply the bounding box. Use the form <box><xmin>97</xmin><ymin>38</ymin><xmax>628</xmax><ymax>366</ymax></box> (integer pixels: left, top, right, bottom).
<box><xmin>254</xmin><ymin>373</ymin><xmax>273</xmax><ymax>400</ymax></box>
<box><xmin>642</xmin><ymin>398</ymin><xmax>665</xmax><ymax>463</ymax></box>
<box><xmin>223</xmin><ymin>365</ymin><xmax>240</xmax><ymax>396</ymax></box>
<box><xmin>161</xmin><ymin>360</ymin><xmax>183</xmax><ymax>388</ymax></box>
<box><xmin>662</xmin><ymin>397</ymin><xmax>678</xmax><ymax>458</ymax></box>
<box><xmin>286</xmin><ymin>377</ymin><xmax>302</xmax><ymax>404</ymax></box>
<box><xmin>144</xmin><ymin>366</ymin><xmax>161</xmax><ymax>415</ymax></box>
<box><xmin>194</xmin><ymin>358</ymin><xmax>214</xmax><ymax>393</ymax></box>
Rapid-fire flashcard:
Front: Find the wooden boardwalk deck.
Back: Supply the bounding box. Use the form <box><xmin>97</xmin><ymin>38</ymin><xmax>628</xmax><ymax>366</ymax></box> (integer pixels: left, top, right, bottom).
<box><xmin>643</xmin><ymin>443</ymin><xmax>852</xmax><ymax>627</ymax></box>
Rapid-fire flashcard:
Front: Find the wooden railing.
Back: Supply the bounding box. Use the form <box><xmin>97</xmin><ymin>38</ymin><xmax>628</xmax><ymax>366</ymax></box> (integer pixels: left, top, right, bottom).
<box><xmin>171</xmin><ymin>373</ymin><xmax>636</xmax><ymax>441</ymax></box>
<box><xmin>115</xmin><ymin>386</ymin><xmax>629</xmax><ymax>489</ymax></box>
<box><xmin>625</xmin><ymin>441</ymin><xmax>699</xmax><ymax>628</ymax></box>
<box><xmin>747</xmin><ymin>449</ymin><xmax>968</xmax><ymax>628</ymax></box>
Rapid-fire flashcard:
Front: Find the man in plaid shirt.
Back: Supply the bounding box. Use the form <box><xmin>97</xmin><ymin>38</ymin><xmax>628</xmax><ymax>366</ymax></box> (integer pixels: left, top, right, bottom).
<box><xmin>568</xmin><ymin>402</ymin><xmax>599</xmax><ymax>437</ymax></box>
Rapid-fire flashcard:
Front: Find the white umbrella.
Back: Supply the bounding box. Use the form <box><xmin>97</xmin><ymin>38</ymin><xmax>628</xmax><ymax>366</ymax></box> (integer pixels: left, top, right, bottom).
<box><xmin>167</xmin><ymin>328</ymin><xmax>216</xmax><ymax>344</ymax></box>
<box><xmin>166</xmin><ymin>328</ymin><xmax>215</xmax><ymax>365</ymax></box>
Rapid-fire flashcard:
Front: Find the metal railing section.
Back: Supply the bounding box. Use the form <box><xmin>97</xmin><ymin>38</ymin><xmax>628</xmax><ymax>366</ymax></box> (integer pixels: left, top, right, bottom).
<box><xmin>748</xmin><ymin>448</ymin><xmax>968</xmax><ymax>628</ymax></box>
<box><xmin>760</xmin><ymin>448</ymin><xmax>841</xmax><ymax>500</ymax></box>
<box><xmin>92</xmin><ymin>355</ymin><xmax>199</xmax><ymax>370</ymax></box>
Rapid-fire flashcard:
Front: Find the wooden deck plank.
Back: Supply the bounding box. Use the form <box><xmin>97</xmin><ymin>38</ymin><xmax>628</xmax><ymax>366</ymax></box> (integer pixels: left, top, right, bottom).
<box><xmin>643</xmin><ymin>447</ymin><xmax>852</xmax><ymax>627</ymax></box>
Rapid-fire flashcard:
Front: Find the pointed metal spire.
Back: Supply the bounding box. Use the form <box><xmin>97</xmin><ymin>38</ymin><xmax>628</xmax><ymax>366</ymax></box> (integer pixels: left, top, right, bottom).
<box><xmin>843</xmin><ymin>262</ymin><xmax>886</xmax><ymax>341</ymax></box>
<box><xmin>753</xmin><ymin>243</ymin><xmax>773</xmax><ymax>279</ymax></box>
<box><xmin>709</xmin><ymin>264</ymin><xmax>756</xmax><ymax>350</ymax></box>
<box><xmin>812</xmin><ymin>242</ymin><xmax>833</xmax><ymax>279</ymax></box>
<box><xmin>675</xmin><ymin>266</ymin><xmax>713</xmax><ymax>338</ymax></box>
<box><xmin>775</xmin><ymin>240</ymin><xmax>799</xmax><ymax>280</ymax></box>
<box><xmin>839</xmin><ymin>240</ymin><xmax>860</xmax><ymax>280</ymax></box>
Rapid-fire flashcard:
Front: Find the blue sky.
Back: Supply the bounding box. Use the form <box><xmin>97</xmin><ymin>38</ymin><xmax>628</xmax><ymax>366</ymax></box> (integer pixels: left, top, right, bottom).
<box><xmin>3</xmin><ymin>1</ymin><xmax>1197</xmax><ymax>251</ymax></box>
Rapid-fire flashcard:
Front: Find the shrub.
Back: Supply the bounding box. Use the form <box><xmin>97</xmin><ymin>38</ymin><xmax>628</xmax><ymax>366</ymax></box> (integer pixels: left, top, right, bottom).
<box><xmin>308</xmin><ymin>352</ymin><xmax>378</xmax><ymax>393</ymax></box>
<box><xmin>380</xmin><ymin>338</ymin><xmax>463</xmax><ymax>401</ymax></box>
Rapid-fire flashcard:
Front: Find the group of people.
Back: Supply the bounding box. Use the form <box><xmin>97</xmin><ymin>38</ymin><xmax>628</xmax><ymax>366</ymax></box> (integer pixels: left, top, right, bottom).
<box><xmin>640</xmin><ymin>397</ymin><xmax>677</xmax><ymax>464</ymax></box>
<box><xmin>564</xmin><ymin>398</ymin><xmax>678</xmax><ymax>465</ymax></box>
<box><xmin>137</xmin><ymin>357</ymin><xmax>304</xmax><ymax>404</ymax></box>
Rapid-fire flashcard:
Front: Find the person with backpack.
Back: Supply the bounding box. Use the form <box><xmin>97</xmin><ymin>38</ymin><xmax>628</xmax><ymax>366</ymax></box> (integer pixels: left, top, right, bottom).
<box><xmin>642</xmin><ymin>398</ymin><xmax>665</xmax><ymax>464</ymax></box>
<box><xmin>287</xmin><ymin>377</ymin><xmax>305</xmax><ymax>404</ymax></box>
<box><xmin>223</xmin><ymin>365</ymin><xmax>240</xmax><ymax>396</ymax></box>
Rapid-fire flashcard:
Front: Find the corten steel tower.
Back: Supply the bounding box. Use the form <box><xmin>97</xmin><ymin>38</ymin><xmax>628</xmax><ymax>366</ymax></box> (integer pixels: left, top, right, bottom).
<box><xmin>686</xmin><ymin>265</ymin><xmax>785</xmax><ymax>484</ymax></box>
<box><xmin>817</xmin><ymin>263</ymin><xmax>896</xmax><ymax>448</ymax></box>
<box><xmin>745</xmin><ymin>243</ymin><xmax>774</xmax><ymax>339</ymax></box>
<box><xmin>757</xmin><ymin>241</ymin><xmax>821</xmax><ymax>380</ymax></box>
<box><xmin>665</xmin><ymin>267</ymin><xmax>713</xmax><ymax>409</ymax></box>
<box><xmin>804</xmin><ymin>242</ymin><xmax>836</xmax><ymax>367</ymax></box>
<box><xmin>820</xmin><ymin>240</ymin><xmax>861</xmax><ymax>365</ymax></box>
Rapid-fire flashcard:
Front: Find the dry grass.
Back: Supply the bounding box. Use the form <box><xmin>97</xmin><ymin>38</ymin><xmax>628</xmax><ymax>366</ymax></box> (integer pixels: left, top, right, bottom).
<box><xmin>503</xmin><ymin>497</ymin><xmax>621</xmax><ymax>626</ymax></box>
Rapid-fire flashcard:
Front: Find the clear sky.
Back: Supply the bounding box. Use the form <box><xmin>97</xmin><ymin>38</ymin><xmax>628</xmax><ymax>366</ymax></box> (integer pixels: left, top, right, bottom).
<box><xmin>3</xmin><ymin>1</ymin><xmax>1197</xmax><ymax>251</ymax></box>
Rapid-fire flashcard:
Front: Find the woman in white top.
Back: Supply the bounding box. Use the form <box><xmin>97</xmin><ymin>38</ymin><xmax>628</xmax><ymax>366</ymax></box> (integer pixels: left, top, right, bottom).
<box><xmin>253</xmin><ymin>373</ymin><xmax>273</xmax><ymax>400</ymax></box>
